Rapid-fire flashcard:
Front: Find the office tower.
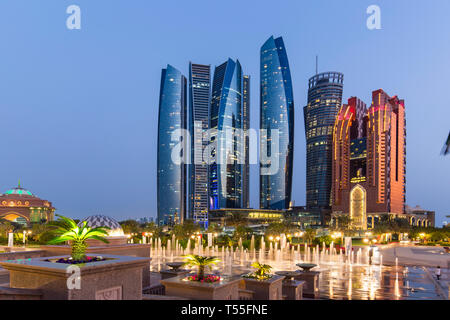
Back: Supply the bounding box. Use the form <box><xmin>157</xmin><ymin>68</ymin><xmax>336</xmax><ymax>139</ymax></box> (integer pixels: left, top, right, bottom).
<box><xmin>209</xmin><ymin>58</ymin><xmax>244</xmax><ymax>210</ymax></box>
<box><xmin>260</xmin><ymin>36</ymin><xmax>294</xmax><ymax>210</ymax></box>
<box><xmin>304</xmin><ymin>71</ymin><xmax>344</xmax><ymax>221</ymax></box>
<box><xmin>242</xmin><ymin>75</ymin><xmax>250</xmax><ymax>208</ymax></box>
<box><xmin>331</xmin><ymin>90</ymin><xmax>406</xmax><ymax>229</ymax></box>
<box><xmin>188</xmin><ymin>63</ymin><xmax>211</xmax><ymax>227</ymax></box>
<box><xmin>157</xmin><ymin>65</ymin><xmax>187</xmax><ymax>225</ymax></box>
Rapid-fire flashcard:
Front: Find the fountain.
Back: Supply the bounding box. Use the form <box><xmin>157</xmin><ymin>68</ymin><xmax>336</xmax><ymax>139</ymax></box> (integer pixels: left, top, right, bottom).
<box><xmin>147</xmin><ymin>235</ymin><xmax>436</xmax><ymax>300</ymax></box>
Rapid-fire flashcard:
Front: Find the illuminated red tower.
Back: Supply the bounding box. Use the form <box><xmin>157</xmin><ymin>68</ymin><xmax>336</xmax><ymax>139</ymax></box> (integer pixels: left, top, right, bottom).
<box><xmin>331</xmin><ymin>89</ymin><xmax>406</xmax><ymax>229</ymax></box>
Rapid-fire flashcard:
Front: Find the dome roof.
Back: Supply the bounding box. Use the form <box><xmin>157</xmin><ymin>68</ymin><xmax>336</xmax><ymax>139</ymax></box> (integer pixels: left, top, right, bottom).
<box><xmin>4</xmin><ymin>187</ymin><xmax>34</xmax><ymax>197</ymax></box>
<box><xmin>80</xmin><ymin>215</ymin><xmax>124</xmax><ymax>237</ymax></box>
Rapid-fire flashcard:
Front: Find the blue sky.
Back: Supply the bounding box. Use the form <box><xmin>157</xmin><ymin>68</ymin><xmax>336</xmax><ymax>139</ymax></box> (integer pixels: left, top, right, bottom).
<box><xmin>0</xmin><ymin>0</ymin><xmax>448</xmax><ymax>225</ymax></box>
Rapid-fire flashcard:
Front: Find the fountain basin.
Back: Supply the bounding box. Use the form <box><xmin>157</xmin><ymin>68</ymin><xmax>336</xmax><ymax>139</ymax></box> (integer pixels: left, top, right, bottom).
<box><xmin>161</xmin><ymin>274</ymin><xmax>241</xmax><ymax>300</ymax></box>
<box><xmin>296</xmin><ymin>263</ymin><xmax>317</xmax><ymax>272</ymax></box>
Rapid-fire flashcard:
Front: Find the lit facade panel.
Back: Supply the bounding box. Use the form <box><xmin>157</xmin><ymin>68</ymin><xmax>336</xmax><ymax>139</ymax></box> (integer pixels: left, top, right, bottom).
<box><xmin>209</xmin><ymin>59</ymin><xmax>244</xmax><ymax>210</ymax></box>
<box><xmin>157</xmin><ymin>65</ymin><xmax>187</xmax><ymax>226</ymax></box>
<box><xmin>260</xmin><ymin>36</ymin><xmax>294</xmax><ymax>210</ymax></box>
<box><xmin>189</xmin><ymin>63</ymin><xmax>211</xmax><ymax>227</ymax></box>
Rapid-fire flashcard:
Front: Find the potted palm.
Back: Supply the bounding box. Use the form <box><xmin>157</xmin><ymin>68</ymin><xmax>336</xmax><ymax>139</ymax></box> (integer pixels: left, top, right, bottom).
<box><xmin>47</xmin><ymin>214</ymin><xmax>110</xmax><ymax>262</ymax></box>
<box><xmin>240</xmin><ymin>261</ymin><xmax>284</xmax><ymax>300</ymax></box>
<box><xmin>244</xmin><ymin>262</ymin><xmax>273</xmax><ymax>280</ymax></box>
<box><xmin>183</xmin><ymin>254</ymin><xmax>221</xmax><ymax>282</ymax></box>
<box><xmin>160</xmin><ymin>254</ymin><xmax>241</xmax><ymax>300</ymax></box>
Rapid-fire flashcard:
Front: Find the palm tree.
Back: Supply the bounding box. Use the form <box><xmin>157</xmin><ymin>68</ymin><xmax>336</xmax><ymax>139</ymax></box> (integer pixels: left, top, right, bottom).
<box><xmin>250</xmin><ymin>262</ymin><xmax>272</xmax><ymax>280</ymax></box>
<box><xmin>47</xmin><ymin>215</ymin><xmax>110</xmax><ymax>261</ymax></box>
<box><xmin>226</xmin><ymin>212</ymin><xmax>248</xmax><ymax>227</ymax></box>
<box><xmin>183</xmin><ymin>254</ymin><xmax>220</xmax><ymax>280</ymax></box>
<box><xmin>304</xmin><ymin>228</ymin><xmax>316</xmax><ymax>245</ymax></box>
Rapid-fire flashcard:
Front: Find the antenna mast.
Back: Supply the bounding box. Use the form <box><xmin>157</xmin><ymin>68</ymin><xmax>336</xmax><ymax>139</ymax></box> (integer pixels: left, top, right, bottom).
<box><xmin>315</xmin><ymin>55</ymin><xmax>318</xmax><ymax>75</ymax></box>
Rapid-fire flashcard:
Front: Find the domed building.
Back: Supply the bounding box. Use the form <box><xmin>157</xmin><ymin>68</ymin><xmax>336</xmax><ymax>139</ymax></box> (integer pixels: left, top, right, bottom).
<box><xmin>0</xmin><ymin>183</ymin><xmax>55</xmax><ymax>225</ymax></box>
<box><xmin>79</xmin><ymin>214</ymin><xmax>127</xmax><ymax>246</ymax></box>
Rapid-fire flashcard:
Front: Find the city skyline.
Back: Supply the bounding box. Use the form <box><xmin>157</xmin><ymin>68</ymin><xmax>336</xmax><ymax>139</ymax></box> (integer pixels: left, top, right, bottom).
<box><xmin>1</xmin><ymin>1</ymin><xmax>449</xmax><ymax>226</ymax></box>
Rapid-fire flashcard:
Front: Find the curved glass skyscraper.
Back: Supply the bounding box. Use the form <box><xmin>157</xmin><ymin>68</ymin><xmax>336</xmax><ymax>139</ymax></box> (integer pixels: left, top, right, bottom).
<box><xmin>209</xmin><ymin>59</ymin><xmax>243</xmax><ymax>209</ymax></box>
<box><xmin>157</xmin><ymin>65</ymin><xmax>187</xmax><ymax>225</ymax></box>
<box><xmin>260</xmin><ymin>36</ymin><xmax>294</xmax><ymax>210</ymax></box>
<box><xmin>304</xmin><ymin>72</ymin><xmax>344</xmax><ymax>214</ymax></box>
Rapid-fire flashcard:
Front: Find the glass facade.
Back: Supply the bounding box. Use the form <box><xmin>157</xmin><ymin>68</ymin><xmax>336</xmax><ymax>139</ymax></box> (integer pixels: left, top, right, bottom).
<box><xmin>188</xmin><ymin>63</ymin><xmax>211</xmax><ymax>227</ymax></box>
<box><xmin>304</xmin><ymin>72</ymin><xmax>344</xmax><ymax>211</ymax></box>
<box><xmin>242</xmin><ymin>75</ymin><xmax>250</xmax><ymax>208</ymax></box>
<box><xmin>260</xmin><ymin>36</ymin><xmax>294</xmax><ymax>210</ymax></box>
<box><xmin>209</xmin><ymin>59</ymin><xmax>244</xmax><ymax>210</ymax></box>
<box><xmin>157</xmin><ymin>65</ymin><xmax>187</xmax><ymax>225</ymax></box>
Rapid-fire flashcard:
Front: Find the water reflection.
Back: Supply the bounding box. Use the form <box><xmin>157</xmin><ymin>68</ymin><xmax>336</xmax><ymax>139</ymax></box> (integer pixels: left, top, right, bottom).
<box><xmin>148</xmin><ymin>238</ymin><xmax>441</xmax><ymax>300</ymax></box>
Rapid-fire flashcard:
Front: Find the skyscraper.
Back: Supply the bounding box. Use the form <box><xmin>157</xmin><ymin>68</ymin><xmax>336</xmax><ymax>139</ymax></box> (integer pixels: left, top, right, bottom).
<box><xmin>242</xmin><ymin>75</ymin><xmax>250</xmax><ymax>208</ymax></box>
<box><xmin>260</xmin><ymin>36</ymin><xmax>294</xmax><ymax>210</ymax></box>
<box><xmin>209</xmin><ymin>58</ymin><xmax>244</xmax><ymax>210</ymax></box>
<box><xmin>188</xmin><ymin>63</ymin><xmax>211</xmax><ymax>227</ymax></box>
<box><xmin>304</xmin><ymin>71</ymin><xmax>344</xmax><ymax>221</ymax></box>
<box><xmin>157</xmin><ymin>65</ymin><xmax>187</xmax><ymax>225</ymax></box>
<box><xmin>331</xmin><ymin>90</ymin><xmax>406</xmax><ymax>229</ymax></box>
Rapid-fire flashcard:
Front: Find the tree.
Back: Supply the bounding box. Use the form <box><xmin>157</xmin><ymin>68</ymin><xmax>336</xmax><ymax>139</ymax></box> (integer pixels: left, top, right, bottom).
<box><xmin>119</xmin><ymin>219</ymin><xmax>141</xmax><ymax>235</ymax></box>
<box><xmin>265</xmin><ymin>220</ymin><xmax>299</xmax><ymax>237</ymax></box>
<box><xmin>233</xmin><ymin>225</ymin><xmax>253</xmax><ymax>241</ymax></box>
<box><xmin>304</xmin><ymin>228</ymin><xmax>316</xmax><ymax>245</ymax></box>
<box><xmin>142</xmin><ymin>221</ymin><xmax>162</xmax><ymax>237</ymax></box>
<box><xmin>183</xmin><ymin>255</ymin><xmax>220</xmax><ymax>280</ymax></box>
<box><xmin>0</xmin><ymin>219</ymin><xmax>13</xmax><ymax>238</ymax></box>
<box><xmin>207</xmin><ymin>223</ymin><xmax>222</xmax><ymax>234</ymax></box>
<box><xmin>171</xmin><ymin>220</ymin><xmax>200</xmax><ymax>239</ymax></box>
<box><xmin>334</xmin><ymin>216</ymin><xmax>353</xmax><ymax>234</ymax></box>
<box><xmin>46</xmin><ymin>215</ymin><xmax>109</xmax><ymax>260</ymax></box>
<box><xmin>225</xmin><ymin>212</ymin><xmax>248</xmax><ymax>227</ymax></box>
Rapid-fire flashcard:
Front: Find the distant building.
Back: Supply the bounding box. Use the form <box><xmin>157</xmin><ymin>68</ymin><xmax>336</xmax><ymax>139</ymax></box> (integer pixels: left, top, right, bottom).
<box><xmin>0</xmin><ymin>183</ymin><xmax>55</xmax><ymax>225</ymax></box>
<box><xmin>157</xmin><ymin>65</ymin><xmax>187</xmax><ymax>226</ymax></box>
<box><xmin>209</xmin><ymin>58</ymin><xmax>244</xmax><ymax>210</ymax></box>
<box><xmin>331</xmin><ymin>90</ymin><xmax>406</xmax><ymax>229</ymax></box>
<box><xmin>209</xmin><ymin>208</ymin><xmax>285</xmax><ymax>225</ymax></box>
<box><xmin>405</xmin><ymin>205</ymin><xmax>435</xmax><ymax>227</ymax></box>
<box><xmin>260</xmin><ymin>36</ymin><xmax>294</xmax><ymax>210</ymax></box>
<box><xmin>209</xmin><ymin>207</ymin><xmax>320</xmax><ymax>229</ymax></box>
<box><xmin>189</xmin><ymin>63</ymin><xmax>211</xmax><ymax>227</ymax></box>
<box><xmin>304</xmin><ymin>71</ymin><xmax>344</xmax><ymax>223</ymax></box>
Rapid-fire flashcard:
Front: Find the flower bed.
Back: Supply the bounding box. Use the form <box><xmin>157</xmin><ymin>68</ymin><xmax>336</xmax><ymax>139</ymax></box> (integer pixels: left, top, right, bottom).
<box><xmin>242</xmin><ymin>273</ymin><xmax>272</xmax><ymax>281</ymax></box>
<box><xmin>46</xmin><ymin>256</ymin><xmax>108</xmax><ymax>265</ymax></box>
<box><xmin>185</xmin><ymin>274</ymin><xmax>221</xmax><ymax>283</ymax></box>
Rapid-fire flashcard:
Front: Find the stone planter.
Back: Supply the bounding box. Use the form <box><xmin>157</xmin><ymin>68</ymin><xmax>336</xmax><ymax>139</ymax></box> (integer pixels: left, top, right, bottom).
<box><xmin>161</xmin><ymin>275</ymin><xmax>241</xmax><ymax>300</ymax></box>
<box><xmin>0</xmin><ymin>254</ymin><xmax>150</xmax><ymax>300</ymax></box>
<box><xmin>282</xmin><ymin>280</ymin><xmax>304</xmax><ymax>300</ymax></box>
<box><xmin>240</xmin><ymin>275</ymin><xmax>284</xmax><ymax>300</ymax></box>
<box><xmin>293</xmin><ymin>271</ymin><xmax>320</xmax><ymax>298</ymax></box>
<box><xmin>42</xmin><ymin>244</ymin><xmax>151</xmax><ymax>287</ymax></box>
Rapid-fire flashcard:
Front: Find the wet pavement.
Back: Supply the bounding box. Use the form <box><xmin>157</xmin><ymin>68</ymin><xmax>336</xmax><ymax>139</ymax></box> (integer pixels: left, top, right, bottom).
<box><xmin>317</xmin><ymin>264</ymin><xmax>442</xmax><ymax>300</ymax></box>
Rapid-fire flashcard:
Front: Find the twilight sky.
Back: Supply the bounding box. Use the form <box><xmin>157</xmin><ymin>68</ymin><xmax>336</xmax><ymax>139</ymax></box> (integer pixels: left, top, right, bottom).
<box><xmin>0</xmin><ymin>0</ymin><xmax>448</xmax><ymax>225</ymax></box>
